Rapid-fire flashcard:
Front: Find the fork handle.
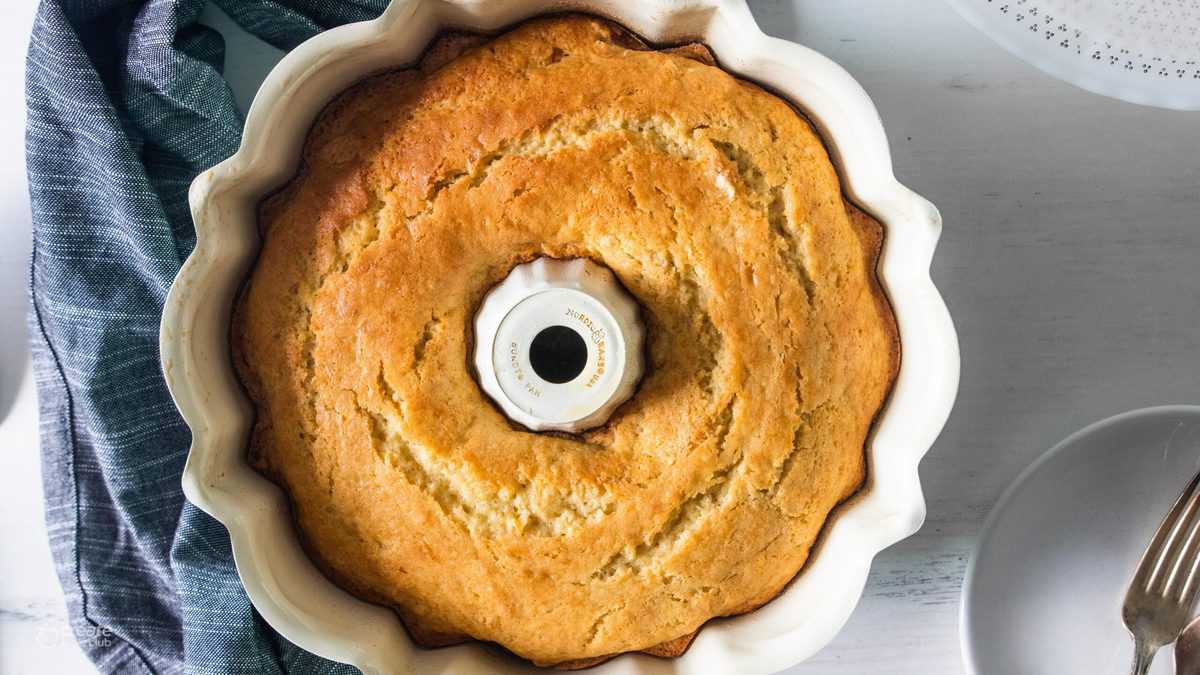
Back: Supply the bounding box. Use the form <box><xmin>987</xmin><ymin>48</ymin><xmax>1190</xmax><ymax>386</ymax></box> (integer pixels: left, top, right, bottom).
<box><xmin>1131</xmin><ymin>638</ymin><xmax>1156</xmax><ymax>675</ymax></box>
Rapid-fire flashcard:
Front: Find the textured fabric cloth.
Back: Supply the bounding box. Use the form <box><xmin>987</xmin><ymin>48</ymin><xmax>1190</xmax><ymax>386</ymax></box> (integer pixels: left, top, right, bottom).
<box><xmin>25</xmin><ymin>1</ymin><xmax>385</xmax><ymax>672</ymax></box>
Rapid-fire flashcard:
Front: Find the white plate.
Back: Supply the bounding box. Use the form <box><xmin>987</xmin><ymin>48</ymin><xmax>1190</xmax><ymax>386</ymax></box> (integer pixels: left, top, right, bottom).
<box><xmin>946</xmin><ymin>0</ymin><xmax>1200</xmax><ymax>111</ymax></box>
<box><xmin>963</xmin><ymin>405</ymin><xmax>1200</xmax><ymax>675</ymax></box>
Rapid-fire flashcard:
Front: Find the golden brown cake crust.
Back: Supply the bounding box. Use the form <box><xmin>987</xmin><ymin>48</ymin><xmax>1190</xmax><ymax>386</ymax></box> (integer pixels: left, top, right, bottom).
<box><xmin>233</xmin><ymin>15</ymin><xmax>899</xmax><ymax>667</ymax></box>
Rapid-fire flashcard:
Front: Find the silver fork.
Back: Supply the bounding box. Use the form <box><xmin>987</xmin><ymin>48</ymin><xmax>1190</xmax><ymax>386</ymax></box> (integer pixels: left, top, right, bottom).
<box><xmin>1123</xmin><ymin>468</ymin><xmax>1200</xmax><ymax>675</ymax></box>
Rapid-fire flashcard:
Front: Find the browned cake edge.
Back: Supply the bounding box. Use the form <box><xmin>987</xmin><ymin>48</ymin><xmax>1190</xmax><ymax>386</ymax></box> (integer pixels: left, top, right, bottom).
<box><xmin>230</xmin><ymin>14</ymin><xmax>901</xmax><ymax>671</ymax></box>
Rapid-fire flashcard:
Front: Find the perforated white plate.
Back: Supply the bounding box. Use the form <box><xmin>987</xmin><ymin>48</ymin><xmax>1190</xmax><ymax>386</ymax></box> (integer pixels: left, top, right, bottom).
<box><xmin>947</xmin><ymin>0</ymin><xmax>1200</xmax><ymax>110</ymax></box>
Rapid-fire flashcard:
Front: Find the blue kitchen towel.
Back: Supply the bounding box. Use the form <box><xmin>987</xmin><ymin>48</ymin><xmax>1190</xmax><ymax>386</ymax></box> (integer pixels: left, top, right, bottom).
<box><xmin>25</xmin><ymin>1</ymin><xmax>385</xmax><ymax>673</ymax></box>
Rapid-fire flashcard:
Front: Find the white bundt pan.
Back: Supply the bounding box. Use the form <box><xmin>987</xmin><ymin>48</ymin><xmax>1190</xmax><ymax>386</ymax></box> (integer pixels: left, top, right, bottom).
<box><xmin>160</xmin><ymin>1</ymin><xmax>960</xmax><ymax>672</ymax></box>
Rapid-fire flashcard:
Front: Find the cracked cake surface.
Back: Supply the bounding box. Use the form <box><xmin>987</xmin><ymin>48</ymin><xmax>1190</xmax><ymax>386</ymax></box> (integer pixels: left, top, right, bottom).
<box><xmin>233</xmin><ymin>14</ymin><xmax>898</xmax><ymax>667</ymax></box>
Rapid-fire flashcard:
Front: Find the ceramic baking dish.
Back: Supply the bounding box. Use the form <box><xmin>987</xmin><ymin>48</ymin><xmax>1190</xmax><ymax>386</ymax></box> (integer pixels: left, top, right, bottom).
<box><xmin>160</xmin><ymin>1</ymin><xmax>960</xmax><ymax>672</ymax></box>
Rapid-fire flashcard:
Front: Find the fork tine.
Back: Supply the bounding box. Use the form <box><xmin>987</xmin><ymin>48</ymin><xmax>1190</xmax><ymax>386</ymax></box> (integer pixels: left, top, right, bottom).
<box><xmin>1149</xmin><ymin>481</ymin><xmax>1200</xmax><ymax>594</ymax></box>
<box><xmin>1133</xmin><ymin>470</ymin><xmax>1200</xmax><ymax>593</ymax></box>
<box><xmin>1177</xmin><ymin>534</ymin><xmax>1200</xmax><ymax>605</ymax></box>
<box><xmin>1165</xmin><ymin>504</ymin><xmax>1200</xmax><ymax>600</ymax></box>
<box><xmin>1172</xmin><ymin>489</ymin><xmax>1200</xmax><ymax>603</ymax></box>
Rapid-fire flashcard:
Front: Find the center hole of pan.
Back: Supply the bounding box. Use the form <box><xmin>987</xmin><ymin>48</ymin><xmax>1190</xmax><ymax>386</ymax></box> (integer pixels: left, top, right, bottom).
<box><xmin>529</xmin><ymin>325</ymin><xmax>588</xmax><ymax>384</ymax></box>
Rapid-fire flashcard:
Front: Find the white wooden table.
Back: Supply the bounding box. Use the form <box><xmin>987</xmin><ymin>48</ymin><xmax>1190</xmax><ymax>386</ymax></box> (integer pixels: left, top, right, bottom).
<box><xmin>3</xmin><ymin>1</ymin><xmax>1198</xmax><ymax>673</ymax></box>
